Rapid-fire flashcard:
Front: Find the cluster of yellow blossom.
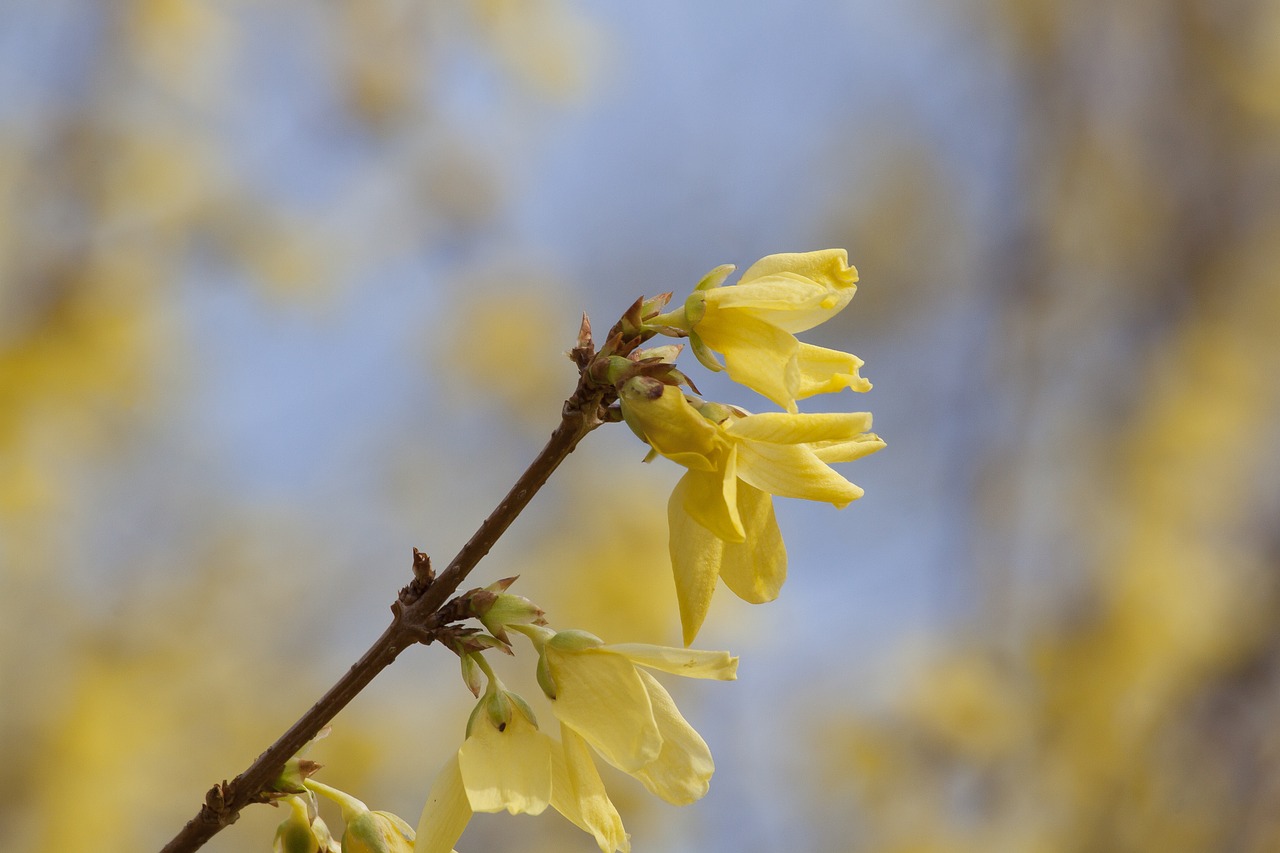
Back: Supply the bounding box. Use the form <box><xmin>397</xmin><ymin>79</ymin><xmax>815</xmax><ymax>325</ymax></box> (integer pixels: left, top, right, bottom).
<box><xmin>628</xmin><ymin>249</ymin><xmax>884</xmax><ymax>643</ymax></box>
<box><xmin>414</xmin><ymin>626</ymin><xmax>737</xmax><ymax>852</ymax></box>
<box><xmin>277</xmin><ymin>250</ymin><xmax>879</xmax><ymax>852</ymax></box>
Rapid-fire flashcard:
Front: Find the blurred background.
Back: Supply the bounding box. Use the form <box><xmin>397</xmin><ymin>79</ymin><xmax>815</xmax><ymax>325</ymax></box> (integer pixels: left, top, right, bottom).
<box><xmin>2</xmin><ymin>1</ymin><xmax>1280</xmax><ymax>851</ymax></box>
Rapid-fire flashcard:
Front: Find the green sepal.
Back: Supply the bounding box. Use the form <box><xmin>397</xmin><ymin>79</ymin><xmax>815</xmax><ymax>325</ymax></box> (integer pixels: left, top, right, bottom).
<box><xmin>536</xmin><ymin>647</ymin><xmax>557</xmax><ymax>700</ymax></box>
<box><xmin>689</xmin><ymin>330</ymin><xmax>723</xmax><ymax>373</ymax></box>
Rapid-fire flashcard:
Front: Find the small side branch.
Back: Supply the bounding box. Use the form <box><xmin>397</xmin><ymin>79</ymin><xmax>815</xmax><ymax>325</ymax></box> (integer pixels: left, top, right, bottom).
<box><xmin>159</xmin><ymin>371</ymin><xmax>613</xmax><ymax>853</ymax></box>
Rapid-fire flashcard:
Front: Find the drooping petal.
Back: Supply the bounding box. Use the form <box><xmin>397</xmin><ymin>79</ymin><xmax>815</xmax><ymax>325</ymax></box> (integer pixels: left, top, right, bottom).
<box><xmin>695</xmin><ymin>310</ymin><xmax>800</xmax><ymax>412</ymax></box>
<box><xmin>629</xmin><ymin>671</ymin><xmax>715</xmax><ymax>806</ymax></box>
<box><xmin>679</xmin><ymin>456</ymin><xmax>743</xmax><ymax>543</ymax></box>
<box><xmin>733</xmin><ymin>439</ymin><xmax>864</xmax><ymax>507</ymax></box>
<box><xmin>413</xmin><ymin>755</ymin><xmax>471</xmax><ymax>853</ymax></box>
<box><xmin>794</xmin><ymin>342</ymin><xmax>872</xmax><ymax>399</ymax></box>
<box><xmin>726</xmin><ymin>411</ymin><xmax>874</xmax><ymax>446</ymax></box>
<box><xmin>601</xmin><ymin>644</ymin><xmax>738</xmax><ymax>680</ymax></box>
<box><xmin>668</xmin><ymin>481</ymin><xmax>725</xmax><ymax>646</ymax></box>
<box><xmin>457</xmin><ymin>709</ymin><xmax>553</xmax><ymax>816</ymax></box>
<box><xmin>551</xmin><ymin>725</ymin><xmax>630</xmax><ymax>853</ymax></box>
<box><xmin>546</xmin><ymin>647</ymin><xmax>661</xmax><ymax>772</ymax></box>
<box><xmin>716</xmin><ymin>482</ymin><xmax>786</xmax><ymax>604</ymax></box>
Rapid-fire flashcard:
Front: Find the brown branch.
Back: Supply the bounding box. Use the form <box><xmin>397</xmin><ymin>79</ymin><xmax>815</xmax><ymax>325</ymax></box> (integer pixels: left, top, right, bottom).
<box><xmin>159</xmin><ymin>366</ymin><xmax>613</xmax><ymax>853</ymax></box>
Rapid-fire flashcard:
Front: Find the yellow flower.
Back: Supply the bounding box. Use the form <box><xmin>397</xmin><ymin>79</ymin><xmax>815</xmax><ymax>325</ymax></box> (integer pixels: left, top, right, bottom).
<box><xmin>343</xmin><ymin>810</ymin><xmax>416</xmax><ymax>853</ymax></box>
<box><xmin>414</xmin><ymin>687</ymin><xmax>629</xmax><ymax>853</ymax></box>
<box><xmin>683</xmin><ymin>249</ymin><xmax>870</xmax><ymax>413</ymax></box>
<box><xmin>620</xmin><ymin>378</ymin><xmax>883</xmax><ymax>643</ymax></box>
<box><xmin>305</xmin><ymin>780</ymin><xmax>415</xmax><ymax>853</ymax></box>
<box><xmin>530</xmin><ymin>627</ymin><xmax>738</xmax><ymax>806</ymax></box>
<box><xmin>273</xmin><ymin>793</ymin><xmax>337</xmax><ymax>853</ymax></box>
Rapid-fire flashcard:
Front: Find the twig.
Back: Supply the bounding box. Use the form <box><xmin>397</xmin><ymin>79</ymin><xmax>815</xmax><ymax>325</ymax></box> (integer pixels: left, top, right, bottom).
<box><xmin>159</xmin><ymin>363</ymin><xmax>613</xmax><ymax>853</ymax></box>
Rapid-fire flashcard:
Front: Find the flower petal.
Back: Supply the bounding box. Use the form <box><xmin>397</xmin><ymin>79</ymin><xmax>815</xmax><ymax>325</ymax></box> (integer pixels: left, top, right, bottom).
<box><xmin>808</xmin><ymin>433</ymin><xmax>886</xmax><ymax>464</ymax></box>
<box><xmin>738</xmin><ymin>249</ymin><xmax>858</xmax><ymax>290</ymax></box>
<box><xmin>727</xmin><ymin>249</ymin><xmax>858</xmax><ymax>333</ymax></box>
<box><xmin>601</xmin><ymin>644</ymin><xmax>738</xmax><ymax>680</ymax></box>
<box><xmin>668</xmin><ymin>481</ymin><xmax>725</xmax><ymax>646</ymax></box>
<box><xmin>695</xmin><ymin>311</ymin><xmax>800</xmax><ymax>412</ymax></box>
<box><xmin>717</xmin><ymin>482</ymin><xmax>786</xmax><ymax>604</ymax></box>
<box><xmin>546</xmin><ymin>647</ymin><xmax>661</xmax><ymax>772</ymax></box>
<box><xmin>734</xmin><ymin>439</ymin><xmax>864</xmax><ymax>507</ymax></box>
<box><xmin>629</xmin><ymin>671</ymin><xmax>715</xmax><ymax>806</ymax></box>
<box><xmin>680</xmin><ymin>457</ymin><xmax>743</xmax><ymax>543</ymax></box>
<box><xmin>726</xmin><ymin>411</ymin><xmax>874</xmax><ymax>446</ymax></box>
<box><xmin>794</xmin><ymin>342</ymin><xmax>872</xmax><ymax>399</ymax></box>
<box><xmin>552</xmin><ymin>725</ymin><xmax>631</xmax><ymax>853</ymax></box>
<box><xmin>413</xmin><ymin>755</ymin><xmax>471</xmax><ymax>853</ymax></box>
<box><xmin>457</xmin><ymin>710</ymin><xmax>552</xmax><ymax>816</ymax></box>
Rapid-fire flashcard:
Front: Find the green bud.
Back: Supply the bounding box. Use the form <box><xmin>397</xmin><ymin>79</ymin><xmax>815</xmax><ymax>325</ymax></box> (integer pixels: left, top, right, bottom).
<box><xmin>640</xmin><ymin>291</ymin><xmax>674</xmax><ymax>317</ymax></box>
<box><xmin>477</xmin><ymin>593</ymin><xmax>546</xmax><ymax>644</ymax></box>
<box><xmin>274</xmin><ymin>796</ymin><xmax>320</xmax><ymax>853</ymax></box>
<box><xmin>341</xmin><ymin>809</ymin><xmax>416</xmax><ymax>853</ymax></box>
<box><xmin>460</xmin><ymin>653</ymin><xmax>483</xmax><ymax>697</ymax></box>
<box><xmin>274</xmin><ymin>757</ymin><xmax>320</xmax><ymax>795</ymax></box>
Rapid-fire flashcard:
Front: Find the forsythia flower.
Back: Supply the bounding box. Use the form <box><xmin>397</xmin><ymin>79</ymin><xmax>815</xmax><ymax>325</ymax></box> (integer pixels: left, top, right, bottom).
<box><xmin>274</xmin><ymin>794</ymin><xmax>338</xmax><ymax>853</ymax></box>
<box><xmin>619</xmin><ymin>377</ymin><xmax>884</xmax><ymax>643</ymax></box>
<box><xmin>415</xmin><ymin>684</ymin><xmax>629</xmax><ymax>853</ymax></box>
<box><xmin>680</xmin><ymin>249</ymin><xmax>870</xmax><ymax>413</ymax></box>
<box><xmin>306</xmin><ymin>781</ymin><xmax>415</xmax><ymax>853</ymax></box>
<box><xmin>522</xmin><ymin>626</ymin><xmax>738</xmax><ymax>805</ymax></box>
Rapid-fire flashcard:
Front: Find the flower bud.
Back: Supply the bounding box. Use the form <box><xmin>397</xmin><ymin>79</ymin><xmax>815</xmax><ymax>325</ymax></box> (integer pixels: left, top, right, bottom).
<box><xmin>273</xmin><ymin>794</ymin><xmax>338</xmax><ymax>853</ymax></box>
<box><xmin>475</xmin><ymin>593</ymin><xmax>546</xmax><ymax>644</ymax></box>
<box><xmin>341</xmin><ymin>809</ymin><xmax>416</xmax><ymax>853</ymax></box>
<box><xmin>460</xmin><ymin>653</ymin><xmax>483</xmax><ymax>697</ymax></box>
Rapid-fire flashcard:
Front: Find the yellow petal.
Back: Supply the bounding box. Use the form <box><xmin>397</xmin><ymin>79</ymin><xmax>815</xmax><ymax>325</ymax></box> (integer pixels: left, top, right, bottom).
<box><xmin>668</xmin><ymin>483</ymin><xmax>725</xmax><ymax>646</ymax></box>
<box><xmin>680</xmin><ymin>459</ymin><xmax>743</xmax><ymax>543</ymax></box>
<box><xmin>734</xmin><ymin>439</ymin><xmax>864</xmax><ymax>507</ymax></box>
<box><xmin>716</xmin><ymin>482</ymin><xmax>786</xmax><ymax>604</ymax></box>
<box><xmin>629</xmin><ymin>670</ymin><xmax>714</xmax><ymax>806</ymax></box>
<box><xmin>552</xmin><ymin>725</ymin><xmax>631</xmax><ymax>853</ymax></box>
<box><xmin>601</xmin><ymin>644</ymin><xmax>738</xmax><ymax>680</ymax></box>
<box><xmin>413</xmin><ymin>755</ymin><xmax>471</xmax><ymax>853</ymax></box>
<box><xmin>794</xmin><ymin>342</ymin><xmax>872</xmax><ymax>398</ymax></box>
<box><xmin>695</xmin><ymin>311</ymin><xmax>800</xmax><ymax>412</ymax></box>
<box><xmin>457</xmin><ymin>709</ymin><xmax>553</xmax><ymax>815</ymax></box>
<box><xmin>546</xmin><ymin>647</ymin><xmax>661</xmax><ymax>772</ymax></box>
<box><xmin>721</xmin><ymin>250</ymin><xmax>858</xmax><ymax>334</ymax></box>
<box><xmin>738</xmin><ymin>249</ymin><xmax>857</xmax><ymax>289</ymax></box>
<box><xmin>808</xmin><ymin>433</ymin><xmax>886</xmax><ymax>464</ymax></box>
<box><xmin>726</xmin><ymin>411</ymin><xmax>874</xmax><ymax>446</ymax></box>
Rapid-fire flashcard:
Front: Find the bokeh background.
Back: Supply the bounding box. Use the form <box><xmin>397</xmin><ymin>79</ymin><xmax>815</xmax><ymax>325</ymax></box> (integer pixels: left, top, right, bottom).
<box><xmin>3</xmin><ymin>1</ymin><xmax>1280</xmax><ymax>851</ymax></box>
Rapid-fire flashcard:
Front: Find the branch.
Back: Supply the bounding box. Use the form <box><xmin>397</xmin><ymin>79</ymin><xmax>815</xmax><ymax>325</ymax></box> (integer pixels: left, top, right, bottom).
<box><xmin>159</xmin><ymin>365</ymin><xmax>613</xmax><ymax>853</ymax></box>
